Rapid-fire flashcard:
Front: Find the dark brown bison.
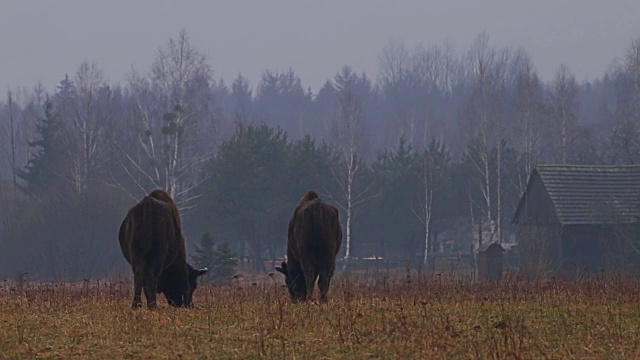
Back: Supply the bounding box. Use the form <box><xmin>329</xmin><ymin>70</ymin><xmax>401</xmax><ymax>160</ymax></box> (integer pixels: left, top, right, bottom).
<box><xmin>276</xmin><ymin>191</ymin><xmax>342</xmax><ymax>302</ymax></box>
<box><xmin>119</xmin><ymin>189</ymin><xmax>207</xmax><ymax>309</ymax></box>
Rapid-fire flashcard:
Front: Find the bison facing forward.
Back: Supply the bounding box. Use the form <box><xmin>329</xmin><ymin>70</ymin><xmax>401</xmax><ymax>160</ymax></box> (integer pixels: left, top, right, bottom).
<box><xmin>276</xmin><ymin>191</ymin><xmax>342</xmax><ymax>302</ymax></box>
<box><xmin>119</xmin><ymin>189</ymin><xmax>207</xmax><ymax>309</ymax></box>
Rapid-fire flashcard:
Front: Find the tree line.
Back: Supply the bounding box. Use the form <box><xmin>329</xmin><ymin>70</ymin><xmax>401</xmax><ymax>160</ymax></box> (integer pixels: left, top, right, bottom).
<box><xmin>1</xmin><ymin>30</ymin><xmax>639</xmax><ymax>280</ymax></box>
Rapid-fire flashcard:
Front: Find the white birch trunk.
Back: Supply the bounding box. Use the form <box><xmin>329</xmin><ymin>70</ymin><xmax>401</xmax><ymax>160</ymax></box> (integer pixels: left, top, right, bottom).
<box><xmin>422</xmin><ymin>185</ymin><xmax>433</xmax><ymax>265</ymax></box>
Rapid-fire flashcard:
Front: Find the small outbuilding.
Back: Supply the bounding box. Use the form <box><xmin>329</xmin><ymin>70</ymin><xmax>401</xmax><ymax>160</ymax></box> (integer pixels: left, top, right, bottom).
<box><xmin>477</xmin><ymin>242</ymin><xmax>505</xmax><ymax>281</ymax></box>
<box><xmin>512</xmin><ymin>165</ymin><xmax>640</xmax><ymax>277</ymax></box>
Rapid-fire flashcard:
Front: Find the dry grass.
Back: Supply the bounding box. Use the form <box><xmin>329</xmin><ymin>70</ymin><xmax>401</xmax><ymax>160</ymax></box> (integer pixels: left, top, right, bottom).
<box><xmin>2</xmin><ymin>273</ymin><xmax>640</xmax><ymax>359</ymax></box>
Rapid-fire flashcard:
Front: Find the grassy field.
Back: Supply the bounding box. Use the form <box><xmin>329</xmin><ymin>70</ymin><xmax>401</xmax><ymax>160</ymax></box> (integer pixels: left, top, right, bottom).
<box><xmin>2</xmin><ymin>273</ymin><xmax>640</xmax><ymax>359</ymax></box>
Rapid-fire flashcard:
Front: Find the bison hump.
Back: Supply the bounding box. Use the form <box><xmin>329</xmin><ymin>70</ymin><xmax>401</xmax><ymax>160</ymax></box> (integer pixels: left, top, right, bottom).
<box><xmin>299</xmin><ymin>191</ymin><xmax>319</xmax><ymax>204</ymax></box>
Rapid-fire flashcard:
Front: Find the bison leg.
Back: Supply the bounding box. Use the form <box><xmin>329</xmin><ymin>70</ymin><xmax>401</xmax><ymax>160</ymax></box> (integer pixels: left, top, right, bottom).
<box><xmin>132</xmin><ymin>267</ymin><xmax>144</xmax><ymax>308</ymax></box>
<box><xmin>303</xmin><ymin>267</ymin><xmax>317</xmax><ymax>302</ymax></box>
<box><xmin>318</xmin><ymin>272</ymin><xmax>333</xmax><ymax>303</ymax></box>
<box><xmin>143</xmin><ymin>267</ymin><xmax>159</xmax><ymax>309</ymax></box>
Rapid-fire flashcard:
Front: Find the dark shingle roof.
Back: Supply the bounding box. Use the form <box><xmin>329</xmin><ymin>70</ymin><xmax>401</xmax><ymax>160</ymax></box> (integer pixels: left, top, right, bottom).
<box><xmin>536</xmin><ymin>165</ymin><xmax>640</xmax><ymax>225</ymax></box>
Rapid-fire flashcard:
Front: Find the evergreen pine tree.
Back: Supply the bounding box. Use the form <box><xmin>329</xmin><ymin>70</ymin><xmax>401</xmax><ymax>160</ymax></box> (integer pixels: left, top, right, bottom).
<box><xmin>17</xmin><ymin>96</ymin><xmax>65</xmax><ymax>195</ymax></box>
<box><xmin>56</xmin><ymin>74</ymin><xmax>75</xmax><ymax>94</ymax></box>
<box><xmin>213</xmin><ymin>240</ymin><xmax>237</xmax><ymax>283</ymax></box>
<box><xmin>198</xmin><ymin>123</ymin><xmax>291</xmax><ymax>273</ymax></box>
<box><xmin>192</xmin><ymin>232</ymin><xmax>238</xmax><ymax>285</ymax></box>
<box><xmin>193</xmin><ymin>232</ymin><xmax>216</xmax><ymax>271</ymax></box>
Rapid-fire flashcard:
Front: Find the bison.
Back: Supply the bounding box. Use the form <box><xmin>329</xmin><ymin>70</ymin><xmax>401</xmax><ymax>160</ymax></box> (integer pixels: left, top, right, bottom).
<box><xmin>276</xmin><ymin>191</ymin><xmax>342</xmax><ymax>302</ymax></box>
<box><xmin>118</xmin><ymin>189</ymin><xmax>207</xmax><ymax>309</ymax></box>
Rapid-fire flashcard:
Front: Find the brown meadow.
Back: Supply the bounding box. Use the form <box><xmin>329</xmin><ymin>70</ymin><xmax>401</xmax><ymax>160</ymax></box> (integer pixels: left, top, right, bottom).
<box><xmin>2</xmin><ymin>273</ymin><xmax>640</xmax><ymax>359</ymax></box>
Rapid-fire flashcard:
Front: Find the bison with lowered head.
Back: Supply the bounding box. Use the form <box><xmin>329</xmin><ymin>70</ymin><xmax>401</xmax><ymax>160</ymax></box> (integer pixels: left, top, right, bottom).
<box><xmin>119</xmin><ymin>189</ymin><xmax>207</xmax><ymax>309</ymax></box>
<box><xmin>276</xmin><ymin>191</ymin><xmax>342</xmax><ymax>302</ymax></box>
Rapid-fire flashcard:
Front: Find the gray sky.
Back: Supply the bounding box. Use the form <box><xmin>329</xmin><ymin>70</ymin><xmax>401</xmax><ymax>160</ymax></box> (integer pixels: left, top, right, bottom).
<box><xmin>1</xmin><ymin>0</ymin><xmax>639</xmax><ymax>93</ymax></box>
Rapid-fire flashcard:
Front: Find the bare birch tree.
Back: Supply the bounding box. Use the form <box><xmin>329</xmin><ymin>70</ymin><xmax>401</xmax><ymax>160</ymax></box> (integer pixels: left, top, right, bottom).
<box><xmin>412</xmin><ymin>138</ymin><xmax>449</xmax><ymax>265</ymax></box>
<box><xmin>417</xmin><ymin>149</ymin><xmax>434</xmax><ymax>266</ymax></box>
<box><xmin>378</xmin><ymin>40</ymin><xmax>411</xmax><ymax>97</ymax></box>
<box><xmin>6</xmin><ymin>91</ymin><xmax>17</xmax><ymax>192</ymax></box>
<box><xmin>327</xmin><ymin>87</ymin><xmax>373</xmax><ymax>269</ymax></box>
<box><xmin>411</xmin><ymin>41</ymin><xmax>460</xmax><ymax>149</ymax></box>
<box><xmin>463</xmin><ymin>33</ymin><xmax>510</xmax><ymax>247</ymax></box>
<box><xmin>66</xmin><ymin>61</ymin><xmax>115</xmax><ymax>193</ymax></box>
<box><xmin>512</xmin><ymin>51</ymin><xmax>545</xmax><ymax>193</ymax></box>
<box><xmin>121</xmin><ymin>30</ymin><xmax>213</xmax><ymax>206</ymax></box>
<box><xmin>608</xmin><ymin>37</ymin><xmax>640</xmax><ymax>164</ymax></box>
<box><xmin>548</xmin><ymin>64</ymin><xmax>579</xmax><ymax>164</ymax></box>
<box><xmin>378</xmin><ymin>41</ymin><xmax>419</xmax><ymax>147</ymax></box>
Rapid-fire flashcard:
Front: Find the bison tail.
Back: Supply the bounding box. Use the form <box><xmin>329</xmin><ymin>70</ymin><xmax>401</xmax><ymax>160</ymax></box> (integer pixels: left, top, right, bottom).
<box><xmin>302</xmin><ymin>203</ymin><xmax>330</xmax><ymax>258</ymax></box>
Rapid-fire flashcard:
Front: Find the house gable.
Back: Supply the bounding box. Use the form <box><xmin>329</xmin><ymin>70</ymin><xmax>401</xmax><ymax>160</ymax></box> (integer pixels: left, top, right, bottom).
<box><xmin>513</xmin><ymin>165</ymin><xmax>640</xmax><ymax>227</ymax></box>
<box><xmin>512</xmin><ymin>169</ymin><xmax>560</xmax><ymax>226</ymax></box>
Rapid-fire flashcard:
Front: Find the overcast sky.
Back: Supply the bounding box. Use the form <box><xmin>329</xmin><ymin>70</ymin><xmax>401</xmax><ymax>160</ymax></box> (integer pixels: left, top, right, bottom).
<box><xmin>1</xmin><ymin>0</ymin><xmax>639</xmax><ymax>94</ymax></box>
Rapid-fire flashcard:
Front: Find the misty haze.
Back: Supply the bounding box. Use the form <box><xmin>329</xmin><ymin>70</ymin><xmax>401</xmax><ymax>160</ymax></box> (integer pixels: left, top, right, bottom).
<box><xmin>2</xmin><ymin>2</ymin><xmax>640</xmax><ymax>358</ymax></box>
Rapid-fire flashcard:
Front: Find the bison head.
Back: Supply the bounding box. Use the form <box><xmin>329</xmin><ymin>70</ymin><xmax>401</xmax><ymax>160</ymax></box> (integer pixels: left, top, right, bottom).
<box><xmin>275</xmin><ymin>261</ymin><xmax>306</xmax><ymax>302</ymax></box>
<box><xmin>161</xmin><ymin>264</ymin><xmax>208</xmax><ymax>307</ymax></box>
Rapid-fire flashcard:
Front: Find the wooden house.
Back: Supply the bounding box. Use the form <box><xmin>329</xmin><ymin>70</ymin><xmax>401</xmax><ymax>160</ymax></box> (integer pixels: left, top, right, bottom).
<box><xmin>512</xmin><ymin>165</ymin><xmax>640</xmax><ymax>277</ymax></box>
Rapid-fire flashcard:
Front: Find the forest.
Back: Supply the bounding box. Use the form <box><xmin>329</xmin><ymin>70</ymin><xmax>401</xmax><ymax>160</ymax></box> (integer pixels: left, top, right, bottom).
<box><xmin>1</xmin><ymin>30</ymin><xmax>639</xmax><ymax>280</ymax></box>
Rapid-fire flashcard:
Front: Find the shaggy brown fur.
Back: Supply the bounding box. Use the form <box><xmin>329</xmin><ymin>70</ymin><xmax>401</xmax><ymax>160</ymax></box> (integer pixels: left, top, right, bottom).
<box><xmin>298</xmin><ymin>190</ymin><xmax>319</xmax><ymax>204</ymax></box>
<box><xmin>276</xmin><ymin>191</ymin><xmax>342</xmax><ymax>302</ymax></box>
<box><xmin>118</xmin><ymin>189</ymin><xmax>206</xmax><ymax>309</ymax></box>
<box><xmin>149</xmin><ymin>189</ymin><xmax>182</xmax><ymax>229</ymax></box>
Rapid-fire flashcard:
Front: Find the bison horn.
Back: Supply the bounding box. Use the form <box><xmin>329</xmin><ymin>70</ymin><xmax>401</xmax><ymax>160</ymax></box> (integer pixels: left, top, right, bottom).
<box><xmin>196</xmin><ymin>268</ymin><xmax>208</xmax><ymax>276</ymax></box>
<box><xmin>275</xmin><ymin>261</ymin><xmax>288</xmax><ymax>276</ymax></box>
